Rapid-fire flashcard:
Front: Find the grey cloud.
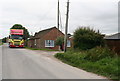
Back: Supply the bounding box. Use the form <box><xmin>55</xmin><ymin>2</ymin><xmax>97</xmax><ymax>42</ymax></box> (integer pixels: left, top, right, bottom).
<box><xmin>0</xmin><ymin>0</ymin><xmax>118</xmax><ymax>38</ymax></box>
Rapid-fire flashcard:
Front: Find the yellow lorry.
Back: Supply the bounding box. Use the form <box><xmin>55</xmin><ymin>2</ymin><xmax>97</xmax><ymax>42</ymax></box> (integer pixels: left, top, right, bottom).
<box><xmin>9</xmin><ymin>29</ymin><xmax>24</xmax><ymax>47</ymax></box>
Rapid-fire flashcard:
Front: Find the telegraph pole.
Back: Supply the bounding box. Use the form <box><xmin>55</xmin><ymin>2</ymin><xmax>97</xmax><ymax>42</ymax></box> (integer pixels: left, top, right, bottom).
<box><xmin>57</xmin><ymin>0</ymin><xmax>60</xmax><ymax>30</ymax></box>
<box><xmin>64</xmin><ymin>0</ymin><xmax>70</xmax><ymax>52</ymax></box>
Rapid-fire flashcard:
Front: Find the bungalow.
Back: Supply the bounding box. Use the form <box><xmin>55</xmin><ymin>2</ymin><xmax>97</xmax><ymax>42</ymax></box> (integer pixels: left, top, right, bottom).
<box><xmin>27</xmin><ymin>27</ymin><xmax>72</xmax><ymax>50</ymax></box>
<box><xmin>104</xmin><ymin>33</ymin><xmax>120</xmax><ymax>55</ymax></box>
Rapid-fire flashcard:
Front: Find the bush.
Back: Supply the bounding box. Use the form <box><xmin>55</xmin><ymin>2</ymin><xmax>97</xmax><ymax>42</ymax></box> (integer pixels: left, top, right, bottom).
<box><xmin>55</xmin><ymin>36</ymin><xmax>64</xmax><ymax>51</ymax></box>
<box><xmin>73</xmin><ymin>27</ymin><xmax>105</xmax><ymax>50</ymax></box>
<box><xmin>55</xmin><ymin>47</ymin><xmax>119</xmax><ymax>80</ymax></box>
<box><xmin>55</xmin><ymin>36</ymin><xmax>64</xmax><ymax>46</ymax></box>
<box><xmin>84</xmin><ymin>47</ymin><xmax>116</xmax><ymax>62</ymax></box>
<box><xmin>2</xmin><ymin>37</ymin><xmax>7</xmax><ymax>43</ymax></box>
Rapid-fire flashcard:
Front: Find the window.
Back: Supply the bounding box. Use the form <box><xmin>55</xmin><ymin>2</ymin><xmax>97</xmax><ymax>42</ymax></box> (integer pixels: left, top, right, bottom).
<box><xmin>10</xmin><ymin>35</ymin><xmax>23</xmax><ymax>40</ymax></box>
<box><xmin>34</xmin><ymin>39</ymin><xmax>36</xmax><ymax>46</ymax></box>
<box><xmin>67</xmin><ymin>40</ymin><xmax>71</xmax><ymax>47</ymax></box>
<box><xmin>45</xmin><ymin>40</ymin><xmax>54</xmax><ymax>47</ymax></box>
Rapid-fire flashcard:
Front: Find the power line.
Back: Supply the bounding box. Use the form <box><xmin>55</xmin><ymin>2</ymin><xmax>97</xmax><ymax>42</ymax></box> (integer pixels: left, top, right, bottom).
<box><xmin>59</xmin><ymin>10</ymin><xmax>63</xmax><ymax>32</ymax></box>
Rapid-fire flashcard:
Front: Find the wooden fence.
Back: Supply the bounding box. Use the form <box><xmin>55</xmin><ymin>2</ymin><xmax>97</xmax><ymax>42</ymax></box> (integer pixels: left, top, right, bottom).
<box><xmin>105</xmin><ymin>39</ymin><xmax>120</xmax><ymax>55</ymax></box>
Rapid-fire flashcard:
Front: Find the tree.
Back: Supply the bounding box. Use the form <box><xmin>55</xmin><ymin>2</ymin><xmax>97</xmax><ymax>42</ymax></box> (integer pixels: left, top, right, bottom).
<box><xmin>11</xmin><ymin>24</ymin><xmax>23</xmax><ymax>29</ymax></box>
<box><xmin>10</xmin><ymin>24</ymin><xmax>30</xmax><ymax>40</ymax></box>
<box><xmin>2</xmin><ymin>37</ymin><xmax>7</xmax><ymax>43</ymax></box>
<box><xmin>55</xmin><ymin>36</ymin><xmax>64</xmax><ymax>51</ymax></box>
<box><xmin>73</xmin><ymin>27</ymin><xmax>105</xmax><ymax>50</ymax></box>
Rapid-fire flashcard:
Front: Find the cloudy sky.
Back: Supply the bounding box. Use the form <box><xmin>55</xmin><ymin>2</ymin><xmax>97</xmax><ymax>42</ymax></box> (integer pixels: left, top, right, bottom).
<box><xmin>0</xmin><ymin>0</ymin><xmax>119</xmax><ymax>39</ymax></box>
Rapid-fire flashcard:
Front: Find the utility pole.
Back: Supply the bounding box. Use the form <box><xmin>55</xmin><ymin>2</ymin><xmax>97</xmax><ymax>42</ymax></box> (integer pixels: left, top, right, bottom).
<box><xmin>57</xmin><ymin>0</ymin><xmax>60</xmax><ymax>30</ymax></box>
<box><xmin>31</xmin><ymin>31</ymin><xmax>33</xmax><ymax>36</ymax></box>
<box><xmin>39</xmin><ymin>27</ymin><xmax>41</xmax><ymax>31</ymax></box>
<box><xmin>64</xmin><ymin>0</ymin><xmax>70</xmax><ymax>52</ymax></box>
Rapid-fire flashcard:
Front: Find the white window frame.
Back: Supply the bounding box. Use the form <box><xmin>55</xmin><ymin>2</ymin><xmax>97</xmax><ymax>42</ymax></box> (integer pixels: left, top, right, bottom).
<box><xmin>34</xmin><ymin>39</ymin><xmax>36</xmax><ymax>46</ymax></box>
<box><xmin>67</xmin><ymin>40</ymin><xmax>71</xmax><ymax>47</ymax></box>
<box><xmin>45</xmin><ymin>40</ymin><xmax>54</xmax><ymax>47</ymax></box>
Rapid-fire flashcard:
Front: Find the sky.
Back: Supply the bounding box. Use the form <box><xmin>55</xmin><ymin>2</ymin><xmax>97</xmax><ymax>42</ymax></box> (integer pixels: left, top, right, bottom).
<box><xmin>0</xmin><ymin>0</ymin><xmax>119</xmax><ymax>39</ymax></box>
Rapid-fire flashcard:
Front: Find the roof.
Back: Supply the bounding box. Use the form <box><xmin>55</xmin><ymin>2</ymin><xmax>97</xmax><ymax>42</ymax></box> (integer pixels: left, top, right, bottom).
<box><xmin>35</xmin><ymin>27</ymin><xmax>55</xmax><ymax>37</ymax></box>
<box><xmin>29</xmin><ymin>27</ymin><xmax>64</xmax><ymax>39</ymax></box>
<box><xmin>104</xmin><ymin>33</ymin><xmax>120</xmax><ymax>39</ymax></box>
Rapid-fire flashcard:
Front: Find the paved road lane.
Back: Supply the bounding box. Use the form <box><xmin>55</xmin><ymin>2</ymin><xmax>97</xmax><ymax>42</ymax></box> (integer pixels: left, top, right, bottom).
<box><xmin>2</xmin><ymin>44</ymin><xmax>109</xmax><ymax>79</ymax></box>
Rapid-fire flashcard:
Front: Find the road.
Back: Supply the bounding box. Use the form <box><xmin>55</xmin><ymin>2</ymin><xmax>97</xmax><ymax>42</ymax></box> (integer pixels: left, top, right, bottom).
<box><xmin>1</xmin><ymin>44</ymin><xmax>109</xmax><ymax>79</ymax></box>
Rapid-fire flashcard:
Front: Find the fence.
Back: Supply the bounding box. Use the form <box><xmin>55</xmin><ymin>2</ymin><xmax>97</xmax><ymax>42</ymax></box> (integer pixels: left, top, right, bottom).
<box><xmin>105</xmin><ymin>39</ymin><xmax>120</xmax><ymax>55</ymax></box>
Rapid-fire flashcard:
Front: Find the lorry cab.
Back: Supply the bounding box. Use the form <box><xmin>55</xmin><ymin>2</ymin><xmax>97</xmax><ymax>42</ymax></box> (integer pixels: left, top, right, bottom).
<box><xmin>9</xmin><ymin>29</ymin><xmax>24</xmax><ymax>48</ymax></box>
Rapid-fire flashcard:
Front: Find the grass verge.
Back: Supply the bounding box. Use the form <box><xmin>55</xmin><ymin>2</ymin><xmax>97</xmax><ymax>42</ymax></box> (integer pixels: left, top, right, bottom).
<box><xmin>0</xmin><ymin>43</ymin><xmax>3</xmax><ymax>45</ymax></box>
<box><xmin>54</xmin><ymin>47</ymin><xmax>119</xmax><ymax>80</ymax></box>
<box><xmin>25</xmin><ymin>47</ymin><xmax>59</xmax><ymax>51</ymax></box>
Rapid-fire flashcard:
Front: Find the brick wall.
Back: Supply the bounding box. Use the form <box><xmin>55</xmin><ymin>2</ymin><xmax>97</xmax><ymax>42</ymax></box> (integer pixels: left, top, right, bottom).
<box><xmin>42</xmin><ymin>28</ymin><xmax>64</xmax><ymax>50</ymax></box>
<box><xmin>27</xmin><ymin>27</ymin><xmax>73</xmax><ymax>50</ymax></box>
<box><xmin>27</xmin><ymin>39</ymin><xmax>34</xmax><ymax>48</ymax></box>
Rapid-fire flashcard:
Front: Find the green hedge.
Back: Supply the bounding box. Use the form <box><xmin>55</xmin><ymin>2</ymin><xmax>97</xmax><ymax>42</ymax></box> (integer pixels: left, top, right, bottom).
<box><xmin>55</xmin><ymin>47</ymin><xmax>119</xmax><ymax>80</ymax></box>
<box><xmin>73</xmin><ymin>27</ymin><xmax>105</xmax><ymax>50</ymax></box>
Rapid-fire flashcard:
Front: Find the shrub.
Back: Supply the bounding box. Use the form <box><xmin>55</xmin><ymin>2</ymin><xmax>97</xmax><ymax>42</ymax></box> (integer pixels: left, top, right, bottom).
<box><xmin>55</xmin><ymin>36</ymin><xmax>64</xmax><ymax>51</ymax></box>
<box><xmin>73</xmin><ymin>27</ymin><xmax>105</xmax><ymax>50</ymax></box>
<box><xmin>55</xmin><ymin>48</ymin><xmax>119</xmax><ymax>80</ymax></box>
<box><xmin>84</xmin><ymin>47</ymin><xmax>116</xmax><ymax>62</ymax></box>
<box><xmin>55</xmin><ymin>36</ymin><xmax>64</xmax><ymax>46</ymax></box>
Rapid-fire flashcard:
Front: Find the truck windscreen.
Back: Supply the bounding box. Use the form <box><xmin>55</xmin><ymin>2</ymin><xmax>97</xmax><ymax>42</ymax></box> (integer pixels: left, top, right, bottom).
<box><xmin>10</xmin><ymin>35</ymin><xmax>23</xmax><ymax>40</ymax></box>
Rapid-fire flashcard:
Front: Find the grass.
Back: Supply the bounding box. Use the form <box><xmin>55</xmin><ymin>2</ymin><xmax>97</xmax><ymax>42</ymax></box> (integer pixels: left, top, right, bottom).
<box><xmin>54</xmin><ymin>47</ymin><xmax>119</xmax><ymax>80</ymax></box>
<box><xmin>25</xmin><ymin>47</ymin><xmax>59</xmax><ymax>51</ymax></box>
<box><xmin>0</xmin><ymin>43</ymin><xmax>3</xmax><ymax>45</ymax></box>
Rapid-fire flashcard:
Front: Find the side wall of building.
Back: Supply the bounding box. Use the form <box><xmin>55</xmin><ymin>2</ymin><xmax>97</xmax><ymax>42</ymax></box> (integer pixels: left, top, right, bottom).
<box><xmin>41</xmin><ymin>28</ymin><xmax>64</xmax><ymax>50</ymax></box>
<box><xmin>27</xmin><ymin>28</ymin><xmax>72</xmax><ymax>50</ymax></box>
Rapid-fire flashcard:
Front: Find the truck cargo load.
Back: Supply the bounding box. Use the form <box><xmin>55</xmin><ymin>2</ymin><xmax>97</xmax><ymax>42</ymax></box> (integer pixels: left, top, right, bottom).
<box><xmin>10</xmin><ymin>29</ymin><xmax>23</xmax><ymax>35</ymax></box>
